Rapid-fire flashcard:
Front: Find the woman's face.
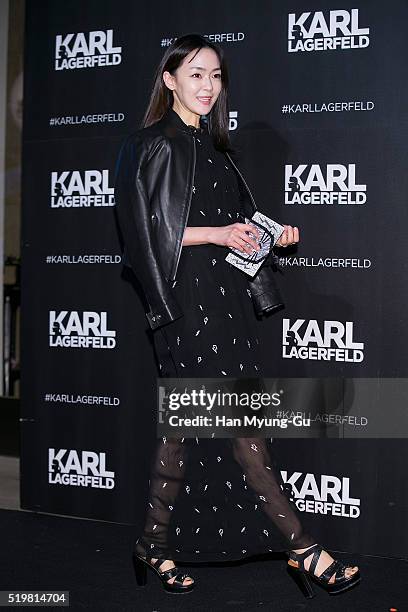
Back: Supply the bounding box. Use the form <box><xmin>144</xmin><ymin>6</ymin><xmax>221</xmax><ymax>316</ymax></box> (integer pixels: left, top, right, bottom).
<box><xmin>163</xmin><ymin>47</ymin><xmax>222</xmax><ymax>121</ymax></box>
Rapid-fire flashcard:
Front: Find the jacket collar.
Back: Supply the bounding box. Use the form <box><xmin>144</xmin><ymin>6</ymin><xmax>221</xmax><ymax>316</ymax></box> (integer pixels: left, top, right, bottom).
<box><xmin>160</xmin><ymin>106</ymin><xmax>209</xmax><ymax>134</ymax></box>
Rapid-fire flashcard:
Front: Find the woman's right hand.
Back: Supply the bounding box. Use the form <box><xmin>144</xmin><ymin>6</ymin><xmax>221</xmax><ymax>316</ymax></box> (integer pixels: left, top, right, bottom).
<box><xmin>207</xmin><ymin>223</ymin><xmax>261</xmax><ymax>254</ymax></box>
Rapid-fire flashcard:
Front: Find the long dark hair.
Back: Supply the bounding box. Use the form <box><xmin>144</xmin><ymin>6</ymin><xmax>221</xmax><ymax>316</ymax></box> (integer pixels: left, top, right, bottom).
<box><xmin>142</xmin><ymin>33</ymin><xmax>233</xmax><ymax>152</ymax></box>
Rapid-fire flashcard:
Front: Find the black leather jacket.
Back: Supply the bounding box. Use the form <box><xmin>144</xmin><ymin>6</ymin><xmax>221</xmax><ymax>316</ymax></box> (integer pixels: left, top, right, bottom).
<box><xmin>114</xmin><ymin>107</ymin><xmax>283</xmax><ymax>330</ymax></box>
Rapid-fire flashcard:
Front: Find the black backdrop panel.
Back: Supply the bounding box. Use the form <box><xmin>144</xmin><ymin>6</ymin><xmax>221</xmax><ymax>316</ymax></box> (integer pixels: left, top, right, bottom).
<box><xmin>21</xmin><ymin>0</ymin><xmax>408</xmax><ymax>557</ymax></box>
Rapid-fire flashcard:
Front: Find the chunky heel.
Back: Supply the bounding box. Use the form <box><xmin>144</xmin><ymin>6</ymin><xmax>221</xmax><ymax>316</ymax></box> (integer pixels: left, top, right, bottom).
<box><xmin>132</xmin><ymin>554</ymin><xmax>147</xmax><ymax>586</ymax></box>
<box><xmin>287</xmin><ymin>564</ymin><xmax>315</xmax><ymax>599</ymax></box>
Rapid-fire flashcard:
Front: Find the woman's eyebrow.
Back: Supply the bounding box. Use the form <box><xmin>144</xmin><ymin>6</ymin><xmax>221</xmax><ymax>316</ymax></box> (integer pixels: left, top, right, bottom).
<box><xmin>188</xmin><ymin>66</ymin><xmax>221</xmax><ymax>71</ymax></box>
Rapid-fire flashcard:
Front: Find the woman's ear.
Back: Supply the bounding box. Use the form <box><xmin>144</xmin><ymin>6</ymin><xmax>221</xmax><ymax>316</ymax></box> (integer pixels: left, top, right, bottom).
<box><xmin>162</xmin><ymin>71</ymin><xmax>175</xmax><ymax>91</ymax></box>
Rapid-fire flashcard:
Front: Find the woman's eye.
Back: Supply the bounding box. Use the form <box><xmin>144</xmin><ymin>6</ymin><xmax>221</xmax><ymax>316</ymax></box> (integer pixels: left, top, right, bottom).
<box><xmin>192</xmin><ymin>73</ymin><xmax>221</xmax><ymax>78</ymax></box>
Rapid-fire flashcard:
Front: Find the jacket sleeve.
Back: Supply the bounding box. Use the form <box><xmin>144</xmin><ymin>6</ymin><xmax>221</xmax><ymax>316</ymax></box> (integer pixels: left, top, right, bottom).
<box><xmin>114</xmin><ymin>134</ymin><xmax>183</xmax><ymax>330</ymax></box>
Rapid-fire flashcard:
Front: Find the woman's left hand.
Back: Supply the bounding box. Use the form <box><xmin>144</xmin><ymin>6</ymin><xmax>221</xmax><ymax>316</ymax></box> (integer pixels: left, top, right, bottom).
<box><xmin>275</xmin><ymin>225</ymin><xmax>299</xmax><ymax>247</ymax></box>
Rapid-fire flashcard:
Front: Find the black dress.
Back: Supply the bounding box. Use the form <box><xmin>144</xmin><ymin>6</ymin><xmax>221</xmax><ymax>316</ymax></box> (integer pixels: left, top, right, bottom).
<box><xmin>135</xmin><ymin>115</ymin><xmax>314</xmax><ymax>562</ymax></box>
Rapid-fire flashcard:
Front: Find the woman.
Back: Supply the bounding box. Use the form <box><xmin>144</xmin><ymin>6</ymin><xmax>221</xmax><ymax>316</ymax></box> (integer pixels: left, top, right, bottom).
<box><xmin>114</xmin><ymin>33</ymin><xmax>361</xmax><ymax>598</ymax></box>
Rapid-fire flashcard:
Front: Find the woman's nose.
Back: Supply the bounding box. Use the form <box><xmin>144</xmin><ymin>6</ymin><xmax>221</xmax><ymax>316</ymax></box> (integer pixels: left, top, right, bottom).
<box><xmin>202</xmin><ymin>76</ymin><xmax>213</xmax><ymax>90</ymax></box>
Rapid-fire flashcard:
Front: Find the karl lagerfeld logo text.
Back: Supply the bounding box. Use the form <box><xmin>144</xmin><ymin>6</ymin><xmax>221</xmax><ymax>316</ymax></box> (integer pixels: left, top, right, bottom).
<box><xmin>51</xmin><ymin>170</ymin><xmax>115</xmax><ymax>208</ymax></box>
<box><xmin>49</xmin><ymin>311</ymin><xmax>116</xmax><ymax>349</ymax></box>
<box><xmin>48</xmin><ymin>448</ymin><xmax>115</xmax><ymax>488</ymax></box>
<box><xmin>288</xmin><ymin>9</ymin><xmax>369</xmax><ymax>52</ymax></box>
<box><xmin>55</xmin><ymin>30</ymin><xmax>122</xmax><ymax>70</ymax></box>
<box><xmin>281</xmin><ymin>471</ymin><xmax>360</xmax><ymax>517</ymax></box>
<box><xmin>285</xmin><ymin>164</ymin><xmax>366</xmax><ymax>205</ymax></box>
<box><xmin>282</xmin><ymin>319</ymin><xmax>364</xmax><ymax>362</ymax></box>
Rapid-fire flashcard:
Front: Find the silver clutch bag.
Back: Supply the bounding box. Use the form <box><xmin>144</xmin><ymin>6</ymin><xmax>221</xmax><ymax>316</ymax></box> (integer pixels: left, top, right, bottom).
<box><xmin>225</xmin><ymin>211</ymin><xmax>284</xmax><ymax>277</ymax></box>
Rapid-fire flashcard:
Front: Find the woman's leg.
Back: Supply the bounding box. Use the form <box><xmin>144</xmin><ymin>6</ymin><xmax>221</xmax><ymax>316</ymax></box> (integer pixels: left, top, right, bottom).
<box><xmin>231</xmin><ymin>437</ymin><xmax>359</xmax><ymax>581</ymax></box>
<box><xmin>231</xmin><ymin>437</ymin><xmax>315</xmax><ymax>549</ymax></box>
<box><xmin>135</xmin><ymin>437</ymin><xmax>194</xmax><ymax>585</ymax></box>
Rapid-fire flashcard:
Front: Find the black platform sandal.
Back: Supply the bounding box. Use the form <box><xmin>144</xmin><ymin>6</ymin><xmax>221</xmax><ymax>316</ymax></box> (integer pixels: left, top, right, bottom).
<box><xmin>132</xmin><ymin>553</ymin><xmax>195</xmax><ymax>594</ymax></box>
<box><xmin>287</xmin><ymin>543</ymin><xmax>361</xmax><ymax>598</ymax></box>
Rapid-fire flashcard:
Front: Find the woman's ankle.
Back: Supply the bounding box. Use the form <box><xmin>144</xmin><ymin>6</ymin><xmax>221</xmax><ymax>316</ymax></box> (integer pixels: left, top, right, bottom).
<box><xmin>291</xmin><ymin>541</ymin><xmax>317</xmax><ymax>553</ymax></box>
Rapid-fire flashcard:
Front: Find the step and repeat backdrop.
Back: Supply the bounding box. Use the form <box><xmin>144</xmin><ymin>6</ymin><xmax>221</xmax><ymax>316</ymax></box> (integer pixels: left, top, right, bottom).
<box><xmin>21</xmin><ymin>0</ymin><xmax>408</xmax><ymax>557</ymax></box>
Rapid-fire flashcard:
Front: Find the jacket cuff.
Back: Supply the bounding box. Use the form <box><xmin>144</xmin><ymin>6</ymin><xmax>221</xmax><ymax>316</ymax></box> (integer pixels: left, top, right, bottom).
<box><xmin>146</xmin><ymin>299</ymin><xmax>184</xmax><ymax>330</ymax></box>
<box><xmin>248</xmin><ymin>265</ymin><xmax>285</xmax><ymax>317</ymax></box>
<box><xmin>251</xmin><ymin>291</ymin><xmax>284</xmax><ymax>316</ymax></box>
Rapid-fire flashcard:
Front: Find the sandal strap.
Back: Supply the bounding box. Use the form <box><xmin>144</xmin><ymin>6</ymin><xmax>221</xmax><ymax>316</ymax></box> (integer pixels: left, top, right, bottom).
<box><xmin>146</xmin><ymin>557</ymin><xmax>164</xmax><ymax>570</ymax></box>
<box><xmin>289</xmin><ymin>543</ymin><xmax>321</xmax><ymax>570</ymax></box>
<box><xmin>288</xmin><ymin>545</ymin><xmax>352</xmax><ymax>585</ymax></box>
<box><xmin>142</xmin><ymin>556</ymin><xmax>192</xmax><ymax>586</ymax></box>
<box><xmin>160</xmin><ymin>566</ymin><xmax>179</xmax><ymax>580</ymax></box>
<box><xmin>319</xmin><ymin>559</ymin><xmax>346</xmax><ymax>583</ymax></box>
<box><xmin>308</xmin><ymin>547</ymin><xmax>323</xmax><ymax>576</ymax></box>
<box><xmin>172</xmin><ymin>573</ymin><xmax>191</xmax><ymax>587</ymax></box>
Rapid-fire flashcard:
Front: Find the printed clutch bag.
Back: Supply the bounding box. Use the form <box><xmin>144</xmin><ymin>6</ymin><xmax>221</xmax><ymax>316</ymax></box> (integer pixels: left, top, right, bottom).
<box><xmin>225</xmin><ymin>211</ymin><xmax>284</xmax><ymax>277</ymax></box>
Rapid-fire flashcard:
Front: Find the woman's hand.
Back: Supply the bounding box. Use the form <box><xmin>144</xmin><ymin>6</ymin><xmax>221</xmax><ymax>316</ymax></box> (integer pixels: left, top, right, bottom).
<box><xmin>207</xmin><ymin>223</ymin><xmax>261</xmax><ymax>254</ymax></box>
<box><xmin>275</xmin><ymin>225</ymin><xmax>299</xmax><ymax>247</ymax></box>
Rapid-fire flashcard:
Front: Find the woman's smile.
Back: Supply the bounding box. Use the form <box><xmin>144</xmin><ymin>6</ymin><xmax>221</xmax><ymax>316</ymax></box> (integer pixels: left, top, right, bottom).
<box><xmin>197</xmin><ymin>96</ymin><xmax>212</xmax><ymax>106</ymax></box>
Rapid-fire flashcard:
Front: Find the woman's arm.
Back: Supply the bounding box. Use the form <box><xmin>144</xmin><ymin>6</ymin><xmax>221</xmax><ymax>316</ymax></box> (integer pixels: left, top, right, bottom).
<box><xmin>182</xmin><ymin>223</ymin><xmax>260</xmax><ymax>254</ymax></box>
<box><xmin>182</xmin><ymin>224</ymin><xmax>299</xmax><ymax>253</ymax></box>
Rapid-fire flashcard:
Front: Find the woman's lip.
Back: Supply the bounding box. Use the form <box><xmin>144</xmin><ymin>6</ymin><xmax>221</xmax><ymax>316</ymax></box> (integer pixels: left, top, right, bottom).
<box><xmin>197</xmin><ymin>97</ymin><xmax>212</xmax><ymax>104</ymax></box>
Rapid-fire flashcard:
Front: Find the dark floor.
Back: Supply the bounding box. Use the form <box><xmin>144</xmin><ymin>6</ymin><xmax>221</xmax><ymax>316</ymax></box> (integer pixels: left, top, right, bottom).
<box><xmin>0</xmin><ymin>508</ymin><xmax>406</xmax><ymax>612</ymax></box>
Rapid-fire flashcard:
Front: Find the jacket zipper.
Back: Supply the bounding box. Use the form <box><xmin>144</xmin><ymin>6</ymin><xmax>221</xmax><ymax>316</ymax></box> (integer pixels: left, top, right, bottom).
<box><xmin>171</xmin><ymin>133</ymin><xmax>197</xmax><ymax>281</ymax></box>
<box><xmin>225</xmin><ymin>152</ymin><xmax>258</xmax><ymax>212</ymax></box>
